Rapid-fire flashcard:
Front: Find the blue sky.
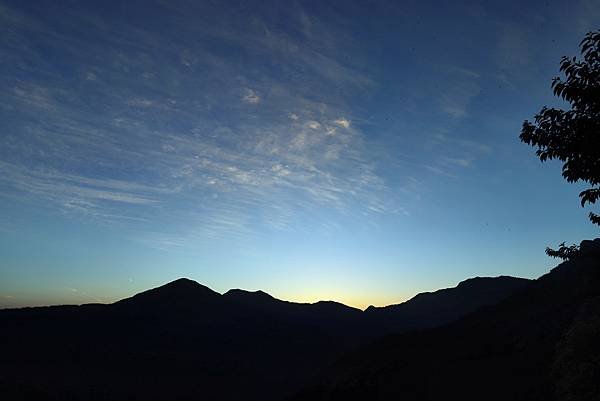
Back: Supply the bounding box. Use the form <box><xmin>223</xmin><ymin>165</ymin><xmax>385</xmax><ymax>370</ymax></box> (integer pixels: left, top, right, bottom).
<box><xmin>1</xmin><ymin>0</ymin><xmax>599</xmax><ymax>309</ymax></box>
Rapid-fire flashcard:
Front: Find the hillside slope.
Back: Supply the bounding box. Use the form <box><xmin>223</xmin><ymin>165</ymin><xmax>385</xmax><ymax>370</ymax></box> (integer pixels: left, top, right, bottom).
<box><xmin>290</xmin><ymin>239</ymin><xmax>600</xmax><ymax>401</ymax></box>
<box><xmin>0</xmin><ymin>271</ymin><xmax>533</xmax><ymax>401</ymax></box>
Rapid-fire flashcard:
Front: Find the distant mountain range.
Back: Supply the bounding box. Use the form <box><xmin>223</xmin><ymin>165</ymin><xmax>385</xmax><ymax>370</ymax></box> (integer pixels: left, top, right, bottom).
<box><xmin>0</xmin><ymin>272</ymin><xmax>530</xmax><ymax>400</ymax></box>
<box><xmin>290</xmin><ymin>239</ymin><xmax>600</xmax><ymax>401</ymax></box>
<box><xmin>364</xmin><ymin>275</ymin><xmax>531</xmax><ymax>334</ymax></box>
<box><xmin>1</xmin><ymin>240</ymin><xmax>598</xmax><ymax>401</ymax></box>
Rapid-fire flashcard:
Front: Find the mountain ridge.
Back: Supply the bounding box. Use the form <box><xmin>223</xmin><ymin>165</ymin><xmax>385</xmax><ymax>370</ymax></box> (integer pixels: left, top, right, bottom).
<box><xmin>0</xmin><ymin>272</ymin><xmax>534</xmax><ymax>401</ymax></box>
<box><xmin>0</xmin><ymin>275</ymin><xmax>532</xmax><ymax>313</ymax></box>
<box><xmin>288</xmin><ymin>241</ymin><xmax>600</xmax><ymax>401</ymax></box>
<box><xmin>112</xmin><ymin>274</ymin><xmax>532</xmax><ymax>312</ymax></box>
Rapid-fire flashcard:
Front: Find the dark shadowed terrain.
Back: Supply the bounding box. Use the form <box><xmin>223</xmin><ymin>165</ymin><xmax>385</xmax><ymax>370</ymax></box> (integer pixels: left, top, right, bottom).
<box><xmin>289</xmin><ymin>239</ymin><xmax>600</xmax><ymax>401</ymax></box>
<box><xmin>0</xmin><ymin>270</ymin><xmax>532</xmax><ymax>401</ymax></box>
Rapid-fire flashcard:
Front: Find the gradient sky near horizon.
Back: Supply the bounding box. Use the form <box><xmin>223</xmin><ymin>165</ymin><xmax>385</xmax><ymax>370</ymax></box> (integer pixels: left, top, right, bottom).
<box><xmin>1</xmin><ymin>0</ymin><xmax>599</xmax><ymax>309</ymax></box>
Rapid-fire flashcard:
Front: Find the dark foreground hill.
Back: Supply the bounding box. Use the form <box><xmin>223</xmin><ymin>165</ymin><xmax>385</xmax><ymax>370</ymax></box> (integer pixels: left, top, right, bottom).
<box><xmin>289</xmin><ymin>239</ymin><xmax>600</xmax><ymax>401</ymax></box>
<box><xmin>0</xmin><ymin>270</ymin><xmax>530</xmax><ymax>401</ymax></box>
<box><xmin>364</xmin><ymin>275</ymin><xmax>531</xmax><ymax>334</ymax></box>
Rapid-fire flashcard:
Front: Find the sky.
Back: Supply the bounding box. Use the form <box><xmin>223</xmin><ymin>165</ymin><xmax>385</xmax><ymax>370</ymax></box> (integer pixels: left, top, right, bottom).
<box><xmin>1</xmin><ymin>0</ymin><xmax>599</xmax><ymax>309</ymax></box>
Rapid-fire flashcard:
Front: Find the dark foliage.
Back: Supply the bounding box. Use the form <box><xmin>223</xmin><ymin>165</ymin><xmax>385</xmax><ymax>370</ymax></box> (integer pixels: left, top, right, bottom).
<box><xmin>520</xmin><ymin>30</ymin><xmax>600</xmax><ymax>226</ymax></box>
<box><xmin>553</xmin><ymin>296</ymin><xmax>600</xmax><ymax>401</ymax></box>
<box><xmin>546</xmin><ymin>242</ymin><xmax>581</xmax><ymax>261</ymax></box>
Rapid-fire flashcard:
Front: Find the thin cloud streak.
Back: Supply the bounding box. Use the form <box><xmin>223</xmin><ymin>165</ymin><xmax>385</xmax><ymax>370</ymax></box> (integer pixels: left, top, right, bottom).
<box><xmin>0</xmin><ymin>1</ymin><xmax>397</xmax><ymax>247</ymax></box>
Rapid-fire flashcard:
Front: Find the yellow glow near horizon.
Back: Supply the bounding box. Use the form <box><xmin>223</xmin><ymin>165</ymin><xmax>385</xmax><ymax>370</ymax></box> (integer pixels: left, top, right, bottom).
<box><xmin>272</xmin><ymin>289</ymin><xmax>411</xmax><ymax>310</ymax></box>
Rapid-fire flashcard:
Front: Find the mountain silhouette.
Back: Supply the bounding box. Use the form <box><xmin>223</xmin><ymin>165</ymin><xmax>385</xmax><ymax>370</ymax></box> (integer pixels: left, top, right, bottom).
<box><xmin>289</xmin><ymin>239</ymin><xmax>600</xmax><ymax>401</ymax></box>
<box><xmin>224</xmin><ymin>288</ymin><xmax>278</xmax><ymax>304</ymax></box>
<box><xmin>116</xmin><ymin>277</ymin><xmax>221</xmax><ymax>308</ymax></box>
<box><xmin>0</xmin><ymin>271</ymin><xmax>539</xmax><ymax>401</ymax></box>
<box><xmin>224</xmin><ymin>288</ymin><xmax>361</xmax><ymax>315</ymax></box>
<box><xmin>365</xmin><ymin>275</ymin><xmax>532</xmax><ymax>334</ymax></box>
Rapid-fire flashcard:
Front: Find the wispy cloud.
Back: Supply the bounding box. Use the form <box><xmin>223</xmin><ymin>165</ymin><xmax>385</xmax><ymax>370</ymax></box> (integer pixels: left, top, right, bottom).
<box><xmin>334</xmin><ymin>118</ymin><xmax>351</xmax><ymax>129</ymax></box>
<box><xmin>0</xmin><ymin>1</ymin><xmax>394</xmax><ymax>246</ymax></box>
<box><xmin>242</xmin><ymin>88</ymin><xmax>261</xmax><ymax>104</ymax></box>
<box><xmin>439</xmin><ymin>68</ymin><xmax>481</xmax><ymax>119</ymax></box>
<box><xmin>495</xmin><ymin>23</ymin><xmax>532</xmax><ymax>73</ymax></box>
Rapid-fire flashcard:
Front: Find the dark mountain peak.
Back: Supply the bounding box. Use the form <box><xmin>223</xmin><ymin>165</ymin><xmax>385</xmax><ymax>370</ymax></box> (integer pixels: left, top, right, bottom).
<box><xmin>456</xmin><ymin>275</ymin><xmax>531</xmax><ymax>289</ymax></box>
<box><xmin>144</xmin><ymin>277</ymin><xmax>218</xmax><ymax>296</ymax></box>
<box><xmin>363</xmin><ymin>275</ymin><xmax>533</xmax><ymax>334</ymax></box>
<box><xmin>163</xmin><ymin>277</ymin><xmax>201</xmax><ymax>288</ymax></box>
<box><xmin>312</xmin><ymin>300</ymin><xmax>362</xmax><ymax>314</ymax></box>
<box><xmin>456</xmin><ymin>276</ymin><xmax>487</xmax><ymax>287</ymax></box>
<box><xmin>114</xmin><ymin>277</ymin><xmax>220</xmax><ymax>307</ymax></box>
<box><xmin>224</xmin><ymin>288</ymin><xmax>277</xmax><ymax>302</ymax></box>
<box><xmin>367</xmin><ymin>275</ymin><xmax>532</xmax><ymax>314</ymax></box>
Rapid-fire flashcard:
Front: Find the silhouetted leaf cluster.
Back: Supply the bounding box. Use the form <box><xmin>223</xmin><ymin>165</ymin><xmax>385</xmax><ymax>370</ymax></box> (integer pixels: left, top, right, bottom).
<box><xmin>520</xmin><ymin>30</ymin><xmax>600</xmax><ymax>226</ymax></box>
<box><xmin>546</xmin><ymin>242</ymin><xmax>581</xmax><ymax>261</ymax></box>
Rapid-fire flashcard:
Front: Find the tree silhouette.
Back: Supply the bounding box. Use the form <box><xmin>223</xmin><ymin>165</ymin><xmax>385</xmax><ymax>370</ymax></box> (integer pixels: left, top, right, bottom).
<box><xmin>520</xmin><ymin>30</ymin><xmax>600</xmax><ymax>227</ymax></box>
<box><xmin>545</xmin><ymin>242</ymin><xmax>580</xmax><ymax>261</ymax></box>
